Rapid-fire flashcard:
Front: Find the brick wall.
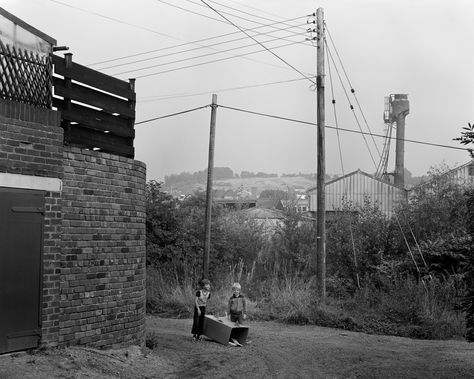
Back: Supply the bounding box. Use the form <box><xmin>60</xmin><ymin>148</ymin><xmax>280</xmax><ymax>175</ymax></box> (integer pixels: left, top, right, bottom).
<box><xmin>0</xmin><ymin>100</ymin><xmax>63</xmax><ymax>347</ymax></box>
<box><xmin>60</xmin><ymin>147</ymin><xmax>147</xmax><ymax>348</ymax></box>
<box><xmin>0</xmin><ymin>100</ymin><xmax>62</xmax><ymax>178</ymax></box>
<box><xmin>1</xmin><ymin>100</ymin><xmax>147</xmax><ymax>350</ymax></box>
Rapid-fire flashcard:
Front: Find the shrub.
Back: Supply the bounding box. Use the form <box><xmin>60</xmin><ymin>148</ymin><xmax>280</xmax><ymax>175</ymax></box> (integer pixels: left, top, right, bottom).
<box><xmin>145</xmin><ymin>331</ymin><xmax>160</xmax><ymax>350</ymax></box>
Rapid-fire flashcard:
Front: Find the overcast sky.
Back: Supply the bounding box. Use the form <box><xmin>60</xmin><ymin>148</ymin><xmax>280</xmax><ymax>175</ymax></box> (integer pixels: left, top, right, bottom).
<box><xmin>3</xmin><ymin>0</ymin><xmax>473</xmax><ymax>180</ymax></box>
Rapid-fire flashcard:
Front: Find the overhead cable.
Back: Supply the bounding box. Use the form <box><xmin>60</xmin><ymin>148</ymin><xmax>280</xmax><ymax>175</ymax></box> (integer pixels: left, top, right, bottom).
<box><xmin>128</xmin><ymin>40</ymin><xmax>306</xmax><ymax>79</ymax></box>
<box><xmin>325</xmin><ymin>41</ymin><xmax>379</xmax><ymax>170</ymax></box>
<box><xmin>195</xmin><ymin>0</ymin><xmax>307</xmax><ymax>31</ymax></box>
<box><xmin>325</xmin><ymin>23</ymin><xmax>381</xmax><ymax>157</ymax></box>
<box><xmin>103</xmin><ymin>27</ymin><xmax>308</xmax><ymax>73</ymax></box>
<box><xmin>113</xmin><ymin>33</ymin><xmax>307</xmax><ymax>76</ymax></box>
<box><xmin>216</xmin><ymin>105</ymin><xmax>471</xmax><ymax>152</ymax></box>
<box><xmin>49</xmin><ymin>0</ymin><xmax>310</xmax><ymax>74</ymax></box>
<box><xmin>168</xmin><ymin>0</ymin><xmax>303</xmax><ymax>36</ymax></box>
<box><xmin>135</xmin><ymin>105</ymin><xmax>210</xmax><ymax>125</ymax></box>
<box><xmin>138</xmin><ymin>76</ymin><xmax>314</xmax><ymax>103</ymax></box>
<box><xmin>89</xmin><ymin>16</ymin><xmax>306</xmax><ymax>66</ymax></box>
<box><xmin>221</xmin><ymin>0</ymin><xmax>288</xmax><ymax>21</ymax></box>
<box><xmin>99</xmin><ymin>23</ymin><xmax>307</xmax><ymax>71</ymax></box>
<box><xmin>200</xmin><ymin>0</ymin><xmax>315</xmax><ymax>85</ymax></box>
<box><xmin>48</xmin><ymin>0</ymin><xmax>177</xmax><ymax>40</ymax></box>
<box><xmin>325</xmin><ymin>38</ymin><xmax>344</xmax><ymax>174</ymax></box>
<box><xmin>134</xmin><ymin>103</ymin><xmax>472</xmax><ymax>153</ymax></box>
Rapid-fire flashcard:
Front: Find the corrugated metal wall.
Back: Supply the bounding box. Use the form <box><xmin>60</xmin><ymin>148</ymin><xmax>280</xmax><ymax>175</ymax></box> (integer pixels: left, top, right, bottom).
<box><xmin>447</xmin><ymin>161</ymin><xmax>474</xmax><ymax>185</ymax></box>
<box><xmin>308</xmin><ymin>170</ymin><xmax>407</xmax><ymax>217</ymax></box>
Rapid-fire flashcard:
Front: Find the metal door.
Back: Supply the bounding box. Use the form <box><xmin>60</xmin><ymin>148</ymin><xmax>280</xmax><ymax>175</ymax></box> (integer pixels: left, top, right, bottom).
<box><xmin>0</xmin><ymin>188</ymin><xmax>44</xmax><ymax>354</ymax></box>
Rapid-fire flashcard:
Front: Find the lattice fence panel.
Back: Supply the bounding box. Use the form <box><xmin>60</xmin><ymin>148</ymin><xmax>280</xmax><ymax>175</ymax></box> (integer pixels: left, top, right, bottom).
<box><xmin>0</xmin><ymin>39</ymin><xmax>52</xmax><ymax>108</ymax></box>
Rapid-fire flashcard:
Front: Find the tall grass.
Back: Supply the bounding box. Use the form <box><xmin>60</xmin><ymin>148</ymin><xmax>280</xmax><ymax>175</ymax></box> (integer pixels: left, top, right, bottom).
<box><xmin>146</xmin><ymin>266</ymin><xmax>257</xmax><ymax>318</ymax></box>
<box><xmin>146</xmin><ymin>266</ymin><xmax>466</xmax><ymax>340</ymax></box>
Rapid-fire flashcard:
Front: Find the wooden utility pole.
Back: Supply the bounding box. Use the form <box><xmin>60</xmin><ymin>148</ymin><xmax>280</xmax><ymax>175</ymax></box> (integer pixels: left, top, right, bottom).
<box><xmin>316</xmin><ymin>8</ymin><xmax>326</xmax><ymax>299</ymax></box>
<box><xmin>203</xmin><ymin>94</ymin><xmax>218</xmax><ymax>279</ymax></box>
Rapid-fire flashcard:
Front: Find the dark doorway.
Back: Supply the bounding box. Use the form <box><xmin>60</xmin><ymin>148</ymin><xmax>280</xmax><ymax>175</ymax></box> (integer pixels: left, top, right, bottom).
<box><xmin>0</xmin><ymin>188</ymin><xmax>44</xmax><ymax>354</ymax></box>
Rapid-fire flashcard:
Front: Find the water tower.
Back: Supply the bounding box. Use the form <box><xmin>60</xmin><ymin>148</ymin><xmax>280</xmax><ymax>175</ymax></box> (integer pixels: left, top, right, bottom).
<box><xmin>383</xmin><ymin>94</ymin><xmax>410</xmax><ymax>188</ymax></box>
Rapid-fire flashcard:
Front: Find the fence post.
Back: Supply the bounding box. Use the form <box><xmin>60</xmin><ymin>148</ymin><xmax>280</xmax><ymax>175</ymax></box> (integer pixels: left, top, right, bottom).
<box><xmin>128</xmin><ymin>78</ymin><xmax>136</xmax><ymax>158</ymax></box>
<box><xmin>62</xmin><ymin>53</ymin><xmax>73</xmax><ymax>144</ymax></box>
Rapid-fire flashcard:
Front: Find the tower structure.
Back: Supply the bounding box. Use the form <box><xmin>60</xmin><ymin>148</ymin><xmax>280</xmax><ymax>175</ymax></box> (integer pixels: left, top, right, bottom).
<box><xmin>383</xmin><ymin>94</ymin><xmax>409</xmax><ymax>188</ymax></box>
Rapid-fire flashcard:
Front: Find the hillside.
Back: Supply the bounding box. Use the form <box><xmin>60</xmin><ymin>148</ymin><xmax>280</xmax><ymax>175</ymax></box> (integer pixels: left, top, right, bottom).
<box><xmin>163</xmin><ymin>175</ymin><xmax>316</xmax><ymax>197</ymax></box>
<box><xmin>213</xmin><ymin>176</ymin><xmax>316</xmax><ymax>193</ymax></box>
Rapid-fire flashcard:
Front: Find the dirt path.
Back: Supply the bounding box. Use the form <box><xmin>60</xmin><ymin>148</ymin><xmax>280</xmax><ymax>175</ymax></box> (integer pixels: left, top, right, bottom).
<box><xmin>1</xmin><ymin>316</ymin><xmax>473</xmax><ymax>378</ymax></box>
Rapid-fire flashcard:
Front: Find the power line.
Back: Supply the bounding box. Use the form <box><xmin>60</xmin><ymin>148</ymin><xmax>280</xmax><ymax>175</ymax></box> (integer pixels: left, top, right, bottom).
<box><xmin>220</xmin><ymin>0</ymin><xmax>288</xmax><ymax>21</ymax></box>
<box><xmin>205</xmin><ymin>0</ymin><xmax>305</xmax><ymax>29</ymax></box>
<box><xmin>200</xmin><ymin>0</ymin><xmax>315</xmax><ymax>85</ymax></box>
<box><xmin>128</xmin><ymin>40</ymin><xmax>307</xmax><ymax>79</ymax></box>
<box><xmin>135</xmin><ymin>102</ymin><xmax>471</xmax><ymax>152</ymax></box>
<box><xmin>325</xmin><ymin>41</ymin><xmax>379</xmax><ymax>170</ymax></box>
<box><xmin>49</xmin><ymin>0</ymin><xmax>309</xmax><ymax>75</ymax></box>
<box><xmin>154</xmin><ymin>0</ymin><xmax>227</xmax><ymax>24</ymax></box>
<box><xmin>325</xmin><ymin>23</ymin><xmax>381</xmax><ymax>158</ymax></box>
<box><xmin>138</xmin><ymin>76</ymin><xmax>314</xmax><ymax>103</ymax></box>
<box><xmin>135</xmin><ymin>105</ymin><xmax>210</xmax><ymax>125</ymax></box>
<box><xmin>216</xmin><ymin>105</ymin><xmax>471</xmax><ymax>152</ymax></box>
<box><xmin>100</xmin><ymin>23</ymin><xmax>308</xmax><ymax>71</ymax></box>
<box><xmin>89</xmin><ymin>16</ymin><xmax>306</xmax><ymax>67</ymax></box>
<box><xmin>326</xmin><ymin>40</ymin><xmax>345</xmax><ymax>175</ymax></box>
<box><xmin>113</xmin><ymin>32</ymin><xmax>307</xmax><ymax>76</ymax></box>
<box><xmin>163</xmin><ymin>0</ymin><xmax>303</xmax><ymax>35</ymax></box>
<box><xmin>134</xmin><ymin>101</ymin><xmax>471</xmax><ymax>153</ymax></box>
<box><xmin>47</xmin><ymin>0</ymin><xmax>178</xmax><ymax>40</ymax></box>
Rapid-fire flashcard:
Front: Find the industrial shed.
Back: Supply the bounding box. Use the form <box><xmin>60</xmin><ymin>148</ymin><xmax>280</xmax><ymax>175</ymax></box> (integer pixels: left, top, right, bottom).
<box><xmin>306</xmin><ymin>169</ymin><xmax>407</xmax><ymax>218</ymax></box>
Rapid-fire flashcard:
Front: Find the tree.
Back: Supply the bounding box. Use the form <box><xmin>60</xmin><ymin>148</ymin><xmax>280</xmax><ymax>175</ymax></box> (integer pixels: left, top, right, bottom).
<box><xmin>401</xmin><ymin>163</ymin><xmax>470</xmax><ymax>241</ymax></box>
<box><xmin>463</xmin><ymin>189</ymin><xmax>474</xmax><ymax>342</ymax></box>
<box><xmin>453</xmin><ymin>122</ymin><xmax>474</xmax><ymax>158</ymax></box>
<box><xmin>326</xmin><ymin>198</ymin><xmax>395</xmax><ymax>290</ymax></box>
<box><xmin>259</xmin><ymin>189</ymin><xmax>293</xmax><ymax>202</ymax></box>
<box><xmin>454</xmin><ymin>124</ymin><xmax>474</xmax><ymax>342</ymax></box>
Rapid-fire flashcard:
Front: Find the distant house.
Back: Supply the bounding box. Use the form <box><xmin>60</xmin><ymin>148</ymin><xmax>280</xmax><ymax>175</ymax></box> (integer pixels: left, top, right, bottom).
<box><xmin>408</xmin><ymin>160</ymin><xmax>474</xmax><ymax>198</ymax></box>
<box><xmin>445</xmin><ymin>160</ymin><xmax>474</xmax><ymax>185</ymax></box>
<box><xmin>281</xmin><ymin>194</ymin><xmax>309</xmax><ymax>213</ymax></box>
<box><xmin>419</xmin><ymin>160</ymin><xmax>474</xmax><ymax>188</ymax></box>
<box><xmin>306</xmin><ymin>169</ymin><xmax>407</xmax><ymax>218</ymax></box>
<box><xmin>238</xmin><ymin>207</ymin><xmax>286</xmax><ymax>235</ymax></box>
<box><xmin>257</xmin><ymin>197</ymin><xmax>284</xmax><ymax>210</ymax></box>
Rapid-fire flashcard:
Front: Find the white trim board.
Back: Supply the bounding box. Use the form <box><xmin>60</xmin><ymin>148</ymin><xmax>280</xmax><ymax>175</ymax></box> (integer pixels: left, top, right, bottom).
<box><xmin>0</xmin><ymin>173</ymin><xmax>62</xmax><ymax>192</ymax></box>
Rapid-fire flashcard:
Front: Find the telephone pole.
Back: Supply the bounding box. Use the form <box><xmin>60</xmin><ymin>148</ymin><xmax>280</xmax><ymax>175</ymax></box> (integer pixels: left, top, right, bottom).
<box><xmin>203</xmin><ymin>94</ymin><xmax>218</xmax><ymax>279</ymax></box>
<box><xmin>316</xmin><ymin>8</ymin><xmax>326</xmax><ymax>299</ymax></box>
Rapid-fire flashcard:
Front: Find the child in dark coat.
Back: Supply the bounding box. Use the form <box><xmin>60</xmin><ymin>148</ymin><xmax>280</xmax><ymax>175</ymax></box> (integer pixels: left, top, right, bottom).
<box><xmin>227</xmin><ymin>282</ymin><xmax>246</xmax><ymax>325</ymax></box>
<box><xmin>191</xmin><ymin>278</ymin><xmax>211</xmax><ymax>341</ymax></box>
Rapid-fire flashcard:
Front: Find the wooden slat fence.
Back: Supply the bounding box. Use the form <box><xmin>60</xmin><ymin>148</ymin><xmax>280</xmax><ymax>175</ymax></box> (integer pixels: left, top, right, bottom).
<box><xmin>52</xmin><ymin>53</ymin><xmax>136</xmax><ymax>158</ymax></box>
<box><xmin>0</xmin><ymin>39</ymin><xmax>52</xmax><ymax>108</ymax></box>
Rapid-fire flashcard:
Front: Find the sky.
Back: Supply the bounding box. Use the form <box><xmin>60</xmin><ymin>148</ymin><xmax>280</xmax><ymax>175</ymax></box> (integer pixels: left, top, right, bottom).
<box><xmin>2</xmin><ymin>0</ymin><xmax>473</xmax><ymax>181</ymax></box>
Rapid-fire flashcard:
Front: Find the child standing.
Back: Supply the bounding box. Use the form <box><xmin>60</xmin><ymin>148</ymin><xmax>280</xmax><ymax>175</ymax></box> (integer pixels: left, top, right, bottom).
<box><xmin>228</xmin><ymin>282</ymin><xmax>246</xmax><ymax>325</ymax></box>
<box><xmin>191</xmin><ymin>278</ymin><xmax>211</xmax><ymax>341</ymax></box>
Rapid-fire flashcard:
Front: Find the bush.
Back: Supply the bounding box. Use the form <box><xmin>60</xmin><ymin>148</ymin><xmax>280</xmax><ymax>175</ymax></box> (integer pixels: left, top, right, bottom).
<box><xmin>145</xmin><ymin>331</ymin><xmax>160</xmax><ymax>350</ymax></box>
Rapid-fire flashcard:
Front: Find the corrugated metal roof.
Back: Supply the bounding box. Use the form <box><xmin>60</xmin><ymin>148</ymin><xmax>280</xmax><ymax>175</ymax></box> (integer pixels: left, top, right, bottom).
<box><xmin>306</xmin><ymin>169</ymin><xmax>407</xmax><ymax>217</ymax></box>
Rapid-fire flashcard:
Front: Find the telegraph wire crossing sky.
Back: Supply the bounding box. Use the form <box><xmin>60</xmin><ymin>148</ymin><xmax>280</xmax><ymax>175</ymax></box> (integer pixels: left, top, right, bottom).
<box><xmin>3</xmin><ymin>0</ymin><xmax>473</xmax><ymax>181</ymax></box>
